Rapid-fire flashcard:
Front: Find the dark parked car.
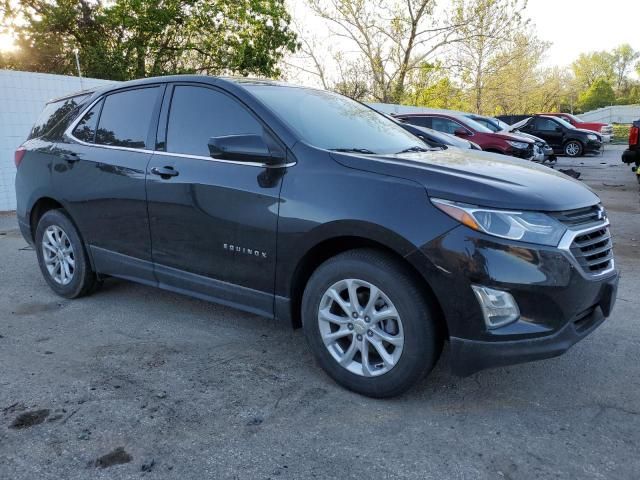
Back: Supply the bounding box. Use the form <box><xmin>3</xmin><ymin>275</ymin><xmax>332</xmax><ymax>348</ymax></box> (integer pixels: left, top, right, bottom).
<box><xmin>15</xmin><ymin>76</ymin><xmax>618</xmax><ymax>397</ymax></box>
<box><xmin>622</xmin><ymin>119</ymin><xmax>640</xmax><ymax>183</ymax></box>
<box><xmin>467</xmin><ymin>114</ymin><xmax>555</xmax><ymax>162</ymax></box>
<box><xmin>511</xmin><ymin>115</ymin><xmax>602</xmax><ymax>157</ymax></box>
<box><xmin>396</xmin><ymin>112</ymin><xmax>536</xmax><ymax>159</ymax></box>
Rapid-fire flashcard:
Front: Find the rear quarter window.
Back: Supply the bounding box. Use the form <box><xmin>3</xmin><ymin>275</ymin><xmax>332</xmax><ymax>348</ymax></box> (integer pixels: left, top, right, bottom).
<box><xmin>29</xmin><ymin>94</ymin><xmax>91</xmax><ymax>140</ymax></box>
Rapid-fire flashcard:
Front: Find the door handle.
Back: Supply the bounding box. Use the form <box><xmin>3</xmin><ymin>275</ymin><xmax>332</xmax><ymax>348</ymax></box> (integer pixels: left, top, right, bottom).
<box><xmin>151</xmin><ymin>166</ymin><xmax>179</xmax><ymax>178</ymax></box>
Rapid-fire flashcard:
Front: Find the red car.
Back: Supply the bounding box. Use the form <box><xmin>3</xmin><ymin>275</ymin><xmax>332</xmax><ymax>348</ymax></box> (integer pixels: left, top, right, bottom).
<box><xmin>541</xmin><ymin>113</ymin><xmax>613</xmax><ymax>142</ymax></box>
<box><xmin>396</xmin><ymin>113</ymin><xmax>536</xmax><ymax>159</ymax></box>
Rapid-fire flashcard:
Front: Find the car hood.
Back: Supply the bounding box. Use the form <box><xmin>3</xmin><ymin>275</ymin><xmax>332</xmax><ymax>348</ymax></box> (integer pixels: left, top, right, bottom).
<box><xmin>330</xmin><ymin>148</ymin><xmax>599</xmax><ymax>211</ymax></box>
<box><xmin>502</xmin><ymin>129</ymin><xmax>546</xmax><ymax>144</ymax></box>
<box><xmin>487</xmin><ymin>131</ymin><xmax>535</xmax><ymax>143</ymax></box>
<box><xmin>573</xmin><ymin>127</ymin><xmax>601</xmax><ymax>137</ymax></box>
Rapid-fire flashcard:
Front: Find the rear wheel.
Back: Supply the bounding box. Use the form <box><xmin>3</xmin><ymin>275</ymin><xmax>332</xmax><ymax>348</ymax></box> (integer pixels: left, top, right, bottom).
<box><xmin>35</xmin><ymin>209</ymin><xmax>97</xmax><ymax>298</ymax></box>
<box><xmin>564</xmin><ymin>140</ymin><xmax>583</xmax><ymax>157</ymax></box>
<box><xmin>302</xmin><ymin>249</ymin><xmax>441</xmax><ymax>398</ymax></box>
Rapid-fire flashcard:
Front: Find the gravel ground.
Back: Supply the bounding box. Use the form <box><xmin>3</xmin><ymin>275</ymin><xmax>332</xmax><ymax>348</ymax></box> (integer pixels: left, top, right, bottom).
<box><xmin>0</xmin><ymin>146</ymin><xmax>639</xmax><ymax>479</ymax></box>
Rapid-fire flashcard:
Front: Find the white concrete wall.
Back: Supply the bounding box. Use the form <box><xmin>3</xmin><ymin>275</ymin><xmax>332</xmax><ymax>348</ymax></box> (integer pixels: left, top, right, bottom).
<box><xmin>0</xmin><ymin>70</ymin><xmax>115</xmax><ymax>211</ymax></box>
<box><xmin>579</xmin><ymin>105</ymin><xmax>640</xmax><ymax>124</ymax></box>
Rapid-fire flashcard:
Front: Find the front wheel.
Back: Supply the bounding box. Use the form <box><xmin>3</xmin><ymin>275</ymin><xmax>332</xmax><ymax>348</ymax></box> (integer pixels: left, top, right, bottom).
<box><xmin>35</xmin><ymin>209</ymin><xmax>97</xmax><ymax>298</ymax></box>
<box><xmin>564</xmin><ymin>140</ymin><xmax>583</xmax><ymax>157</ymax></box>
<box><xmin>302</xmin><ymin>249</ymin><xmax>442</xmax><ymax>398</ymax></box>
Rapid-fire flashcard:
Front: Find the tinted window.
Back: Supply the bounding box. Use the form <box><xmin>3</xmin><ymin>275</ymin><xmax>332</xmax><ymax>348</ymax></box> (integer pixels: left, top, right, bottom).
<box><xmin>404</xmin><ymin>116</ymin><xmax>431</xmax><ymax>128</ymax></box>
<box><xmin>29</xmin><ymin>94</ymin><xmax>90</xmax><ymax>139</ymax></box>
<box><xmin>166</xmin><ymin>86</ymin><xmax>262</xmax><ymax>156</ymax></box>
<box><xmin>95</xmin><ymin>87</ymin><xmax>159</xmax><ymax>148</ymax></box>
<box><xmin>430</xmin><ymin>117</ymin><xmax>463</xmax><ymax>135</ymax></box>
<box><xmin>246</xmin><ymin>86</ymin><xmax>424</xmax><ymax>154</ymax></box>
<box><xmin>72</xmin><ymin>100</ymin><xmax>102</xmax><ymax>143</ymax></box>
<box><xmin>533</xmin><ymin>118</ymin><xmax>559</xmax><ymax>131</ymax></box>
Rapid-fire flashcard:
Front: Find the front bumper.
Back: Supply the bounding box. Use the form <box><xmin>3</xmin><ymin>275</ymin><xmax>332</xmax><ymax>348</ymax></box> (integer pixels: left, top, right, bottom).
<box><xmin>508</xmin><ymin>145</ymin><xmax>535</xmax><ymax>159</ymax></box>
<box><xmin>449</xmin><ymin>275</ymin><xmax>617</xmax><ymax>375</ymax></box>
<box><xmin>410</xmin><ymin>225</ymin><xmax>619</xmax><ymax>376</ymax></box>
<box><xmin>584</xmin><ymin>140</ymin><xmax>603</xmax><ymax>154</ymax></box>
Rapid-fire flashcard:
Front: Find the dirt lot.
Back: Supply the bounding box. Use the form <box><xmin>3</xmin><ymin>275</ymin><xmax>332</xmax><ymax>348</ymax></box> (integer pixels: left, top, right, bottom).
<box><xmin>1</xmin><ymin>146</ymin><xmax>639</xmax><ymax>480</ymax></box>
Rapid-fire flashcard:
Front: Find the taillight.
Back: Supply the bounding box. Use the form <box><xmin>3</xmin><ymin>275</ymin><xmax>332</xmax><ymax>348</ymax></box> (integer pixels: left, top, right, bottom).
<box><xmin>630</xmin><ymin>126</ymin><xmax>639</xmax><ymax>146</ymax></box>
<box><xmin>14</xmin><ymin>146</ymin><xmax>26</xmax><ymax>168</ymax></box>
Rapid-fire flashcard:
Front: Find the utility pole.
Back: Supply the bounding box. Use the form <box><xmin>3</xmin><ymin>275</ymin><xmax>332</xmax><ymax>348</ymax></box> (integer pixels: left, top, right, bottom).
<box><xmin>73</xmin><ymin>48</ymin><xmax>84</xmax><ymax>90</ymax></box>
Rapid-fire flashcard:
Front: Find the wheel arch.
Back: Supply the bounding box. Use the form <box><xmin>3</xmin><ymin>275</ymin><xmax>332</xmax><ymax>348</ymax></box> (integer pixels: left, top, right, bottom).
<box><xmin>29</xmin><ymin>197</ymin><xmax>65</xmax><ymax>242</ymax></box>
<box><xmin>285</xmin><ymin>233</ymin><xmax>447</xmax><ymax>339</ymax></box>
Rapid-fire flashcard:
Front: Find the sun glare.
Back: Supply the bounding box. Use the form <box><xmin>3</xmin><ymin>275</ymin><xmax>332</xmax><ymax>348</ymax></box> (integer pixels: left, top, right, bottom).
<box><xmin>0</xmin><ymin>32</ymin><xmax>17</xmax><ymax>52</ymax></box>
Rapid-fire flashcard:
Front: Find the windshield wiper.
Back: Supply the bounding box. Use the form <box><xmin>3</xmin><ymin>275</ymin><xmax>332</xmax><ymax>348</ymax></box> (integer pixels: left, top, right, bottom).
<box><xmin>329</xmin><ymin>147</ymin><xmax>377</xmax><ymax>154</ymax></box>
<box><xmin>396</xmin><ymin>145</ymin><xmax>430</xmax><ymax>154</ymax></box>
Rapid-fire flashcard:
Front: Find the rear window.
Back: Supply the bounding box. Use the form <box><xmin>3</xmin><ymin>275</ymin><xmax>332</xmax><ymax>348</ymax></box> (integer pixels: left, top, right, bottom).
<box><xmin>29</xmin><ymin>94</ymin><xmax>90</xmax><ymax>140</ymax></box>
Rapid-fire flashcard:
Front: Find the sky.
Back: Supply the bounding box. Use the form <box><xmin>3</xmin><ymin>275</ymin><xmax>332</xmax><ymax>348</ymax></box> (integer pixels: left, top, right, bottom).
<box><xmin>526</xmin><ymin>0</ymin><xmax>639</xmax><ymax>67</ymax></box>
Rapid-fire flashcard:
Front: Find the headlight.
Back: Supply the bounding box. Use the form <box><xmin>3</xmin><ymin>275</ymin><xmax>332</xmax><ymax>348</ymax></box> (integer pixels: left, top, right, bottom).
<box><xmin>506</xmin><ymin>140</ymin><xmax>529</xmax><ymax>150</ymax></box>
<box><xmin>587</xmin><ymin>134</ymin><xmax>597</xmax><ymax>141</ymax></box>
<box><xmin>431</xmin><ymin>198</ymin><xmax>567</xmax><ymax>246</ymax></box>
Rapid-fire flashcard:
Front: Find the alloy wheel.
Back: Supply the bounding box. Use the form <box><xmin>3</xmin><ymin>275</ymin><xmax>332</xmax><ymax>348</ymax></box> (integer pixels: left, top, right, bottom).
<box><xmin>565</xmin><ymin>142</ymin><xmax>580</xmax><ymax>157</ymax></box>
<box><xmin>318</xmin><ymin>279</ymin><xmax>404</xmax><ymax>377</ymax></box>
<box><xmin>42</xmin><ymin>225</ymin><xmax>75</xmax><ymax>285</ymax></box>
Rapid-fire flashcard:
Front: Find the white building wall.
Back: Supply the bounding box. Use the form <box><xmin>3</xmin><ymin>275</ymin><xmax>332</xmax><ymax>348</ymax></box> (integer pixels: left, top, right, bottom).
<box><xmin>578</xmin><ymin>105</ymin><xmax>640</xmax><ymax>124</ymax></box>
<box><xmin>0</xmin><ymin>70</ymin><xmax>114</xmax><ymax>211</ymax></box>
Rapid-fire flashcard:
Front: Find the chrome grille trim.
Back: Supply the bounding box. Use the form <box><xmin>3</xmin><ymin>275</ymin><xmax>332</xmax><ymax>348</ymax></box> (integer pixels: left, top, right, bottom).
<box><xmin>558</xmin><ymin>219</ymin><xmax>615</xmax><ymax>278</ymax></box>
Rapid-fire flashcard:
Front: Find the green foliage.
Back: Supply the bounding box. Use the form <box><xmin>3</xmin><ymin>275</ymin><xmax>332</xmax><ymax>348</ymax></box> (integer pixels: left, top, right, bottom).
<box><xmin>571</xmin><ymin>51</ymin><xmax>615</xmax><ymax>90</ymax></box>
<box><xmin>577</xmin><ymin>79</ymin><xmax>615</xmax><ymax>112</ymax></box>
<box><xmin>1</xmin><ymin>0</ymin><xmax>299</xmax><ymax>80</ymax></box>
<box><xmin>612</xmin><ymin>124</ymin><xmax>631</xmax><ymax>143</ymax></box>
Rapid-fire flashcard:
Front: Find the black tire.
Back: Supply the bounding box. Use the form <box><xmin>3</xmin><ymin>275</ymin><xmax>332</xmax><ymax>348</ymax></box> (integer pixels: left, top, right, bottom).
<box><xmin>35</xmin><ymin>209</ymin><xmax>97</xmax><ymax>298</ymax></box>
<box><xmin>301</xmin><ymin>249</ymin><xmax>442</xmax><ymax>398</ymax></box>
<box><xmin>563</xmin><ymin>140</ymin><xmax>583</xmax><ymax>157</ymax></box>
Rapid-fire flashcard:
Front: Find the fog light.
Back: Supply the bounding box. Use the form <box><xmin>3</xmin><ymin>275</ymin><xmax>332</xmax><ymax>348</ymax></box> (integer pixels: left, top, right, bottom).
<box><xmin>471</xmin><ymin>285</ymin><xmax>520</xmax><ymax>329</ymax></box>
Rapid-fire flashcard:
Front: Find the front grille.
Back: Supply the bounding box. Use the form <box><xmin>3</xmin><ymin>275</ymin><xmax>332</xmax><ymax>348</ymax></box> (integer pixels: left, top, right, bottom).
<box><xmin>550</xmin><ymin>204</ymin><xmax>605</xmax><ymax>228</ymax></box>
<box><xmin>552</xmin><ymin>204</ymin><xmax>614</xmax><ymax>276</ymax></box>
<box><xmin>570</xmin><ymin>228</ymin><xmax>613</xmax><ymax>275</ymax></box>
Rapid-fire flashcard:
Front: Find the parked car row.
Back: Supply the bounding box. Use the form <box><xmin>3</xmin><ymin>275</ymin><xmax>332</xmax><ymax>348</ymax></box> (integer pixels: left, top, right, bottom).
<box><xmin>388</xmin><ymin>108</ymin><xmax>604</xmax><ymax>160</ymax></box>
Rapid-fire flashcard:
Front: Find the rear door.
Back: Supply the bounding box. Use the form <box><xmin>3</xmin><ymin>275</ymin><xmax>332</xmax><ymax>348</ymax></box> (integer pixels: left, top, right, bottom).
<box><xmin>54</xmin><ymin>86</ymin><xmax>163</xmax><ymax>283</ymax></box>
<box><xmin>146</xmin><ymin>83</ymin><xmax>285</xmax><ymax>317</ymax></box>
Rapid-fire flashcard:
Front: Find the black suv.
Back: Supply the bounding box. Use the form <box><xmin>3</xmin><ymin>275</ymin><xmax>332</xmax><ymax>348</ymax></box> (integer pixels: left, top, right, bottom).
<box><xmin>15</xmin><ymin>76</ymin><xmax>619</xmax><ymax>397</ymax></box>
<box><xmin>513</xmin><ymin>115</ymin><xmax>602</xmax><ymax>157</ymax></box>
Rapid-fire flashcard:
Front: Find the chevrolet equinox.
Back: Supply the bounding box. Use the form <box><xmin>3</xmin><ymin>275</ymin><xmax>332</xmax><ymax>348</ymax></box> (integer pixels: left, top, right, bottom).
<box><xmin>15</xmin><ymin>76</ymin><xmax>619</xmax><ymax>397</ymax></box>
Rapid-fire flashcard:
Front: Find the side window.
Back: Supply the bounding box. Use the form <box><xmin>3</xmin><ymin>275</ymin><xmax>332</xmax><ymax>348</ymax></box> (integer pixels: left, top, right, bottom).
<box><xmin>95</xmin><ymin>87</ymin><xmax>159</xmax><ymax>149</ymax></box>
<box><xmin>431</xmin><ymin>117</ymin><xmax>462</xmax><ymax>135</ymax></box>
<box><xmin>405</xmin><ymin>116</ymin><xmax>431</xmax><ymax>128</ymax></box>
<box><xmin>166</xmin><ymin>86</ymin><xmax>262</xmax><ymax>157</ymax></box>
<box><xmin>534</xmin><ymin>118</ymin><xmax>558</xmax><ymax>131</ymax></box>
<box><xmin>72</xmin><ymin>100</ymin><xmax>102</xmax><ymax>143</ymax></box>
<box><xmin>29</xmin><ymin>94</ymin><xmax>90</xmax><ymax>139</ymax></box>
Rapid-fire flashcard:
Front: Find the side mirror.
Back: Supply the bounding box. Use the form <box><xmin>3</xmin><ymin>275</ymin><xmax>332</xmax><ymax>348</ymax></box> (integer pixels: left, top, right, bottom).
<box><xmin>454</xmin><ymin>128</ymin><xmax>470</xmax><ymax>137</ymax></box>
<box><xmin>208</xmin><ymin>134</ymin><xmax>284</xmax><ymax>165</ymax></box>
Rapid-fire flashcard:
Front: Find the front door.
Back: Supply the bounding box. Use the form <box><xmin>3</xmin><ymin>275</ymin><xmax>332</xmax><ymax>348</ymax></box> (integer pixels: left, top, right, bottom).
<box><xmin>524</xmin><ymin>117</ymin><xmax>564</xmax><ymax>149</ymax></box>
<box><xmin>146</xmin><ymin>84</ymin><xmax>285</xmax><ymax>317</ymax></box>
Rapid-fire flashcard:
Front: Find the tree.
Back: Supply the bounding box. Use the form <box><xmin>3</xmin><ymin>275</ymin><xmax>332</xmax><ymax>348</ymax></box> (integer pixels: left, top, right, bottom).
<box><xmin>402</xmin><ymin>62</ymin><xmax>470</xmax><ymax>110</ymax></box>
<box><xmin>611</xmin><ymin>44</ymin><xmax>639</xmax><ymax>92</ymax></box>
<box><xmin>451</xmin><ymin>0</ymin><xmax>530</xmax><ymax>114</ymax></box>
<box><xmin>577</xmin><ymin>78</ymin><xmax>615</xmax><ymax>112</ymax></box>
<box><xmin>304</xmin><ymin>0</ymin><xmax>472</xmax><ymax>103</ymax></box>
<box><xmin>1</xmin><ymin>0</ymin><xmax>299</xmax><ymax>80</ymax></box>
<box><xmin>571</xmin><ymin>51</ymin><xmax>614</xmax><ymax>90</ymax></box>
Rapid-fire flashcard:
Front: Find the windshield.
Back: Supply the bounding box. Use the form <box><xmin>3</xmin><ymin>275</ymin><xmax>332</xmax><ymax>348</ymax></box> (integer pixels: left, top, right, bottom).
<box><xmin>494</xmin><ymin>119</ymin><xmax>511</xmax><ymax>130</ymax></box>
<box><xmin>456</xmin><ymin>116</ymin><xmax>493</xmax><ymax>133</ymax></box>
<box><xmin>560</xmin><ymin>113</ymin><xmax>580</xmax><ymax>123</ymax></box>
<box><xmin>510</xmin><ymin>117</ymin><xmax>531</xmax><ymax>130</ymax></box>
<box><xmin>550</xmin><ymin>116</ymin><xmax>576</xmax><ymax>130</ymax></box>
<box><xmin>246</xmin><ymin>85</ymin><xmax>425</xmax><ymax>154</ymax></box>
